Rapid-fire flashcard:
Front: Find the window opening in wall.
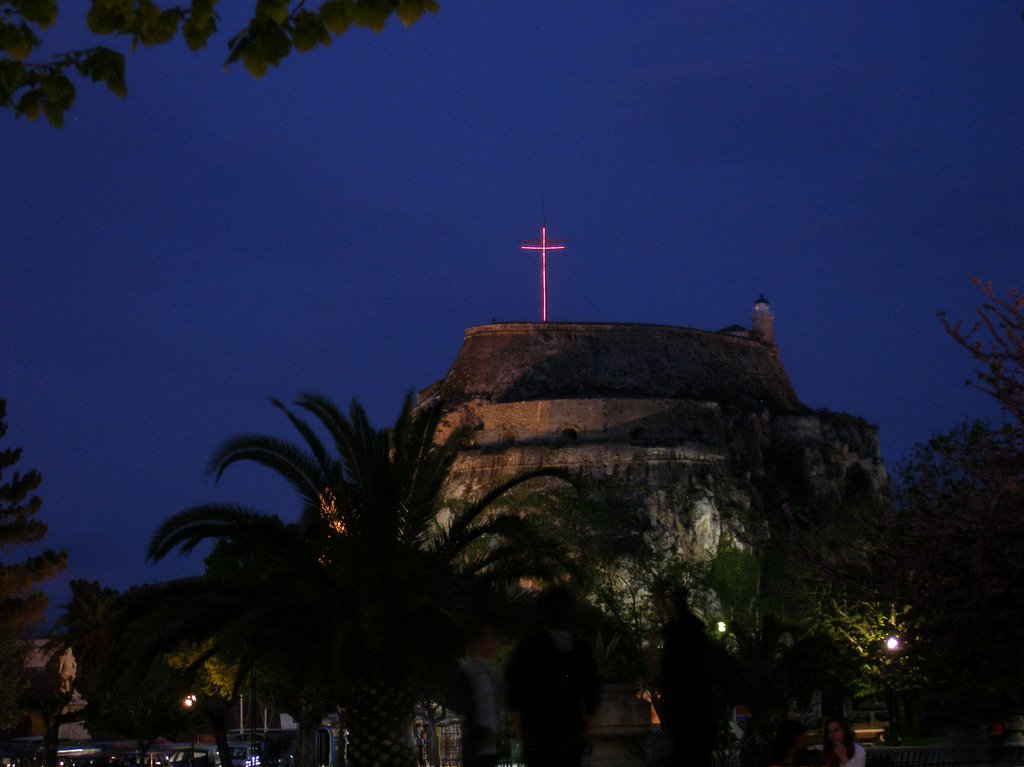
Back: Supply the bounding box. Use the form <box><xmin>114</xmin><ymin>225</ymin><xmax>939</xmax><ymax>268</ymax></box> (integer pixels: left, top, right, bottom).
<box><xmin>560</xmin><ymin>427</ymin><xmax>579</xmax><ymax>442</ymax></box>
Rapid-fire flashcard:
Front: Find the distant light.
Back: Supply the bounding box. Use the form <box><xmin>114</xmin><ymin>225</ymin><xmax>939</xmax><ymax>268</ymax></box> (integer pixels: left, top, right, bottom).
<box><xmin>183</xmin><ymin>693</ymin><xmax>197</xmax><ymax>708</ymax></box>
<box><xmin>717</xmin><ymin>621</ymin><xmax>727</xmax><ymax>633</ymax></box>
<box><xmin>885</xmin><ymin>636</ymin><xmax>900</xmax><ymax>652</ymax></box>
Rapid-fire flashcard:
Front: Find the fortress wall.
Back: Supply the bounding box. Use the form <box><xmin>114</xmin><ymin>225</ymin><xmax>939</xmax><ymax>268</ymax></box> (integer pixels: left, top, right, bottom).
<box><xmin>429</xmin><ymin>322</ymin><xmax>804</xmax><ymax>412</ymax></box>
<box><xmin>445</xmin><ymin>441</ymin><xmax>727</xmax><ymax>499</ymax></box>
<box><xmin>438</xmin><ymin>397</ymin><xmax>725</xmax><ymax>446</ymax></box>
<box><xmin>424</xmin><ymin>320</ymin><xmax>889</xmax><ymax>563</ymax></box>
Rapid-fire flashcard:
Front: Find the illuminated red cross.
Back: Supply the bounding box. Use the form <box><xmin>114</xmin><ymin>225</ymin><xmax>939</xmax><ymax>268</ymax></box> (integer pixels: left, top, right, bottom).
<box><xmin>520</xmin><ymin>217</ymin><xmax>567</xmax><ymax>322</ymax></box>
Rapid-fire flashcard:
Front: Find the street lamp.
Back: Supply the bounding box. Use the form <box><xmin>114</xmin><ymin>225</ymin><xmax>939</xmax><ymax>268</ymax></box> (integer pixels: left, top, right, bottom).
<box><xmin>884</xmin><ymin>637</ymin><xmax>901</xmax><ymax>745</ymax></box>
<box><xmin>183</xmin><ymin>694</ymin><xmax>197</xmax><ymax>767</ymax></box>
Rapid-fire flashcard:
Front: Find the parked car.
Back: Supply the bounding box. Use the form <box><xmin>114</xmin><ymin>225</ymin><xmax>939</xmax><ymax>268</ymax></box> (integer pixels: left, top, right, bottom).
<box><xmin>227</xmin><ymin>732</ymin><xmax>294</xmax><ymax>767</ymax></box>
<box><xmin>848</xmin><ymin>710</ymin><xmax>890</xmax><ymax>743</ymax></box>
<box><xmin>228</xmin><ymin>745</ymin><xmax>260</xmax><ymax>767</ymax></box>
<box><xmin>166</xmin><ymin>747</ymin><xmax>222</xmax><ymax>767</ymax></box>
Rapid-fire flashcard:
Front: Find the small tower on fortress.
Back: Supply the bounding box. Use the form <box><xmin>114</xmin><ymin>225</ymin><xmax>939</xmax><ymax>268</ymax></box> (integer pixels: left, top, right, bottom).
<box><xmin>752</xmin><ymin>294</ymin><xmax>774</xmax><ymax>343</ymax></box>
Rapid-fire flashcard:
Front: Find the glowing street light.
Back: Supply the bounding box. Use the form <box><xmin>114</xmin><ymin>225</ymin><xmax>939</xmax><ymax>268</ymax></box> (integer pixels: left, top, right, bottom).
<box><xmin>717</xmin><ymin>621</ymin><xmax>728</xmax><ymax>634</ymax></box>
<box><xmin>883</xmin><ymin>636</ymin><xmax>902</xmax><ymax>744</ymax></box>
<box><xmin>183</xmin><ymin>694</ymin><xmax>197</xmax><ymax>767</ymax></box>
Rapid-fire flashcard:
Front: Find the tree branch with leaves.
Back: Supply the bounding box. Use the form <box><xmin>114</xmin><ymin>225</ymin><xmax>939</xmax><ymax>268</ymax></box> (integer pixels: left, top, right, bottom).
<box><xmin>2</xmin><ymin>0</ymin><xmax>438</xmax><ymax>126</ymax></box>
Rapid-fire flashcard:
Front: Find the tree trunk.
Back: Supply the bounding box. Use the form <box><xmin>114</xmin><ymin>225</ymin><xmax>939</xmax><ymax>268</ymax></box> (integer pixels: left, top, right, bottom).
<box><xmin>294</xmin><ymin>699</ymin><xmax>320</xmax><ymax>767</ymax></box>
<box><xmin>42</xmin><ymin>713</ymin><xmax>60</xmax><ymax>767</ymax></box>
<box><xmin>205</xmin><ymin>695</ymin><xmax>232</xmax><ymax>767</ymax></box>
<box><xmin>345</xmin><ymin>681</ymin><xmax>416</xmax><ymax>767</ymax></box>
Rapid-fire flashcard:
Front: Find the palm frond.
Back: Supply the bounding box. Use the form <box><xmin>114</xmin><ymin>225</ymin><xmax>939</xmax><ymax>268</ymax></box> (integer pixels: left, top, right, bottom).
<box><xmin>271</xmin><ymin>397</ymin><xmax>332</xmax><ymax>479</ymax></box>
<box><xmin>445</xmin><ymin>466</ymin><xmax>578</xmax><ymax>546</ymax></box>
<box><xmin>148</xmin><ymin>503</ymin><xmax>301</xmax><ymax>561</ymax></box>
<box><xmin>208</xmin><ymin>434</ymin><xmax>326</xmax><ymax>506</ymax></box>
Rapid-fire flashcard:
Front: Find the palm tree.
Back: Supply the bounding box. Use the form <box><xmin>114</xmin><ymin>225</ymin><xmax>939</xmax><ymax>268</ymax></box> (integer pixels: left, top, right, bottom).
<box><xmin>142</xmin><ymin>393</ymin><xmax>567</xmax><ymax>767</ymax></box>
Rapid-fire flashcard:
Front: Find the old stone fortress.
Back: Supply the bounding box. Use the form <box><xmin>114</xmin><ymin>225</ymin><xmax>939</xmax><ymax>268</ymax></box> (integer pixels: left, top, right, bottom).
<box><xmin>419</xmin><ymin>297</ymin><xmax>887</xmax><ymax>561</ymax></box>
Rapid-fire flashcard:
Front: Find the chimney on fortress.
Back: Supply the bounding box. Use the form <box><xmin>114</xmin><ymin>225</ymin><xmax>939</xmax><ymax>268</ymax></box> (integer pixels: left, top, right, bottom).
<box><xmin>752</xmin><ymin>294</ymin><xmax>774</xmax><ymax>343</ymax></box>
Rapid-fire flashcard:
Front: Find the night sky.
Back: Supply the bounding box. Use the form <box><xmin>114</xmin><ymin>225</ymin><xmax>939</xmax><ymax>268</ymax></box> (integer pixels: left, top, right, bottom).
<box><xmin>3</xmin><ymin>2</ymin><xmax>1023</xmax><ymax>616</ymax></box>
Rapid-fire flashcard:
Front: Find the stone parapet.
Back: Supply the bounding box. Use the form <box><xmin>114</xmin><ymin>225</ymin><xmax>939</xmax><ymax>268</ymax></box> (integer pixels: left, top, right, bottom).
<box><xmin>422</xmin><ymin>322</ymin><xmax>804</xmax><ymax>413</ymax></box>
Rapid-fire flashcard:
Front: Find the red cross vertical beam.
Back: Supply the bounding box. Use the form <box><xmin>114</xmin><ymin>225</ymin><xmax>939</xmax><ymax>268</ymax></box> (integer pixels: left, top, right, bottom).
<box><xmin>520</xmin><ymin>217</ymin><xmax>567</xmax><ymax>322</ymax></box>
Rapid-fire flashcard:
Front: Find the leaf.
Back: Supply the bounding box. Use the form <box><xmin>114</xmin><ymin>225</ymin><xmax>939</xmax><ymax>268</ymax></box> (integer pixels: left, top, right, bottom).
<box><xmin>183</xmin><ymin>0</ymin><xmax>217</xmax><ymax>50</ymax></box>
<box><xmin>87</xmin><ymin>4</ymin><xmax>132</xmax><ymax>36</ymax></box>
<box><xmin>241</xmin><ymin>45</ymin><xmax>268</xmax><ymax>78</ymax></box>
<box><xmin>0</xmin><ymin>60</ymin><xmax>25</xmax><ymax>106</ymax></box>
<box><xmin>225</xmin><ymin>31</ymin><xmax>247</xmax><ymax>64</ymax></box>
<box><xmin>189</xmin><ymin>0</ymin><xmax>216</xmax><ymax>27</ymax></box>
<box><xmin>76</xmin><ymin>47</ymin><xmax>127</xmax><ymax>98</ymax></box>
<box><xmin>152</xmin><ymin>9</ymin><xmax>182</xmax><ymax>45</ymax></box>
<box><xmin>16</xmin><ymin>88</ymin><xmax>43</xmax><ymax>121</ymax></box>
<box><xmin>132</xmin><ymin>0</ymin><xmax>179</xmax><ymax>47</ymax></box>
<box><xmin>42</xmin><ymin>73</ymin><xmax>73</xmax><ymax>104</ymax></box>
<box><xmin>348</xmin><ymin>3</ymin><xmax>391</xmax><ymax>31</ymax></box>
<box><xmin>42</xmin><ymin>98</ymin><xmax>65</xmax><ymax>127</ymax></box>
<box><xmin>0</xmin><ymin>24</ymin><xmax>37</xmax><ymax>62</ymax></box>
<box><xmin>17</xmin><ymin>0</ymin><xmax>59</xmax><ymax>28</ymax></box>
<box><xmin>395</xmin><ymin>1</ymin><xmax>426</xmax><ymax>28</ymax></box>
<box><xmin>292</xmin><ymin>11</ymin><xmax>327</xmax><ymax>53</ymax></box>
<box><xmin>255</xmin><ymin>0</ymin><xmax>289</xmax><ymax>25</ymax></box>
<box><xmin>319</xmin><ymin>0</ymin><xmax>349</xmax><ymax>36</ymax></box>
<box><xmin>257</xmin><ymin>23</ymin><xmax>291</xmax><ymax>65</ymax></box>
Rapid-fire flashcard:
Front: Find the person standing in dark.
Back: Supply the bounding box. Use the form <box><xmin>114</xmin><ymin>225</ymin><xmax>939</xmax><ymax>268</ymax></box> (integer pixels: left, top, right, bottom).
<box><xmin>767</xmin><ymin>719</ymin><xmax>818</xmax><ymax>766</ymax></box>
<box><xmin>506</xmin><ymin>586</ymin><xmax>602</xmax><ymax>767</ymax></box>
<box><xmin>659</xmin><ymin>587</ymin><xmax>719</xmax><ymax>767</ymax></box>
<box><xmin>452</xmin><ymin>620</ymin><xmax>502</xmax><ymax>767</ymax></box>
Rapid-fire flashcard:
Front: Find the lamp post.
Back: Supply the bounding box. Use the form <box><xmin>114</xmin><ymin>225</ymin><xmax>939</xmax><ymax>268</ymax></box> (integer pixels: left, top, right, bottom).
<box><xmin>183</xmin><ymin>694</ymin><xmax>197</xmax><ymax>767</ymax></box>
<box><xmin>884</xmin><ymin>637</ymin><xmax>901</xmax><ymax>746</ymax></box>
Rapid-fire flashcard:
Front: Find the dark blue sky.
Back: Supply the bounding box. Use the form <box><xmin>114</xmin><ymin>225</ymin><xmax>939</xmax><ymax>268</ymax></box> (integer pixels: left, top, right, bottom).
<box><xmin>3</xmin><ymin>2</ymin><xmax>1023</xmax><ymax>610</ymax></box>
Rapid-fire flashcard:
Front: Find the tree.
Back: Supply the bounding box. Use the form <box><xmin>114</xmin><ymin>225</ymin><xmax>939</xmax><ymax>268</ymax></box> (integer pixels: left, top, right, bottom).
<box><xmin>45</xmin><ymin>580</ymin><xmax>190</xmax><ymax>752</ymax></box>
<box><xmin>887</xmin><ymin>280</ymin><xmax>1024</xmax><ymax>695</ymax></box>
<box><xmin>942</xmin><ymin>278</ymin><xmax>1024</xmax><ymax>434</ymax></box>
<box><xmin>50</xmin><ymin>580</ymin><xmax>123</xmax><ymax>698</ymax></box>
<box><xmin>2</xmin><ymin>0</ymin><xmax>439</xmax><ymax>127</ymax></box>
<box><xmin>783</xmin><ymin>280</ymin><xmax>1024</xmax><ymax>726</ymax></box>
<box><xmin>85</xmin><ymin>653</ymin><xmax>193</xmax><ymax>755</ymax></box>
<box><xmin>130</xmin><ymin>393</ymin><xmax>565</xmax><ymax>767</ymax></box>
<box><xmin>0</xmin><ymin>398</ymin><xmax>67</xmax><ymax>729</ymax></box>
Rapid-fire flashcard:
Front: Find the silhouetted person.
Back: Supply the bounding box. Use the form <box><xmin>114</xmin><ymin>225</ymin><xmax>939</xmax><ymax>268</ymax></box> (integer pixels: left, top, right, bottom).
<box><xmin>767</xmin><ymin>719</ymin><xmax>819</xmax><ymax>767</ymax></box>
<box><xmin>659</xmin><ymin>588</ymin><xmax>718</xmax><ymax>767</ymax></box>
<box><xmin>506</xmin><ymin>587</ymin><xmax>601</xmax><ymax>767</ymax></box>
<box><xmin>453</xmin><ymin>620</ymin><xmax>502</xmax><ymax>767</ymax></box>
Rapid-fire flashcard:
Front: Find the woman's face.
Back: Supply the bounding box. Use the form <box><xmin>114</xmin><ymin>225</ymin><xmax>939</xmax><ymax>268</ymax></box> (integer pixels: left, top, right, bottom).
<box><xmin>827</xmin><ymin>721</ymin><xmax>845</xmax><ymax>745</ymax></box>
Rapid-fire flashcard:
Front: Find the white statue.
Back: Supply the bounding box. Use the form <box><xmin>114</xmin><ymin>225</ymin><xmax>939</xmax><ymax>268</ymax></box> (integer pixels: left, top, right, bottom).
<box><xmin>58</xmin><ymin>647</ymin><xmax>77</xmax><ymax>694</ymax></box>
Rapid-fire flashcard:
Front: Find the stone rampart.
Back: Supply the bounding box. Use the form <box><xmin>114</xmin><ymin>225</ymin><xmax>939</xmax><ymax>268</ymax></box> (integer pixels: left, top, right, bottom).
<box><xmin>422</xmin><ymin>322</ymin><xmax>803</xmax><ymax>413</ymax></box>
<box><xmin>422</xmin><ymin>320</ymin><xmax>887</xmax><ymax>563</ymax></box>
<box><xmin>439</xmin><ymin>397</ymin><xmax>725</xmax><ymax>447</ymax></box>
